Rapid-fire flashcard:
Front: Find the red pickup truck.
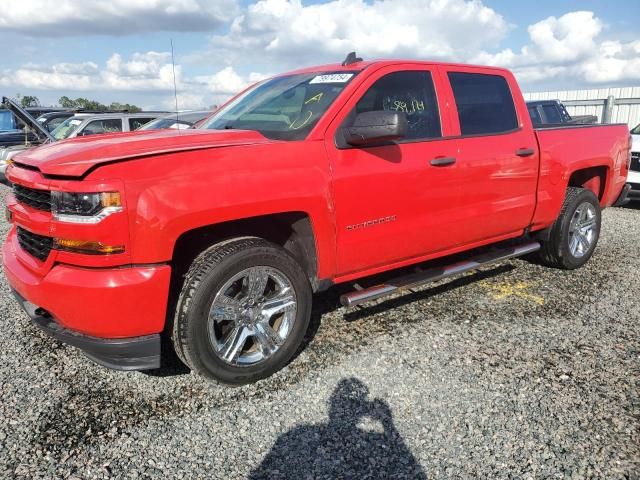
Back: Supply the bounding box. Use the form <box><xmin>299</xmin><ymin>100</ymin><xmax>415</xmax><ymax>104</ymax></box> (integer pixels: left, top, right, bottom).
<box><xmin>3</xmin><ymin>57</ymin><xmax>631</xmax><ymax>384</ymax></box>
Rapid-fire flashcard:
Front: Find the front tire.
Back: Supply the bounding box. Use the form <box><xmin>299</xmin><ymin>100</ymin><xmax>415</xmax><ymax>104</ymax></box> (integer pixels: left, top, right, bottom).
<box><xmin>538</xmin><ymin>187</ymin><xmax>601</xmax><ymax>269</ymax></box>
<box><xmin>172</xmin><ymin>237</ymin><xmax>312</xmax><ymax>385</ymax></box>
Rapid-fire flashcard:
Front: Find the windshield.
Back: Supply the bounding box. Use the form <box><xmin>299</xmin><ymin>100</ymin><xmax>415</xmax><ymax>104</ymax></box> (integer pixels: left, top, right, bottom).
<box><xmin>52</xmin><ymin>117</ymin><xmax>84</xmax><ymax>140</ymax></box>
<box><xmin>200</xmin><ymin>72</ymin><xmax>358</xmax><ymax>140</ymax></box>
<box><xmin>632</xmin><ymin>123</ymin><xmax>640</xmax><ymax>135</ymax></box>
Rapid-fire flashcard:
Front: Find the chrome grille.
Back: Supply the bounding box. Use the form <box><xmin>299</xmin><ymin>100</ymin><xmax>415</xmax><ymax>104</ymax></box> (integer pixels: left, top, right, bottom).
<box><xmin>12</xmin><ymin>184</ymin><xmax>52</xmax><ymax>212</ymax></box>
<box><xmin>16</xmin><ymin>227</ymin><xmax>53</xmax><ymax>262</ymax></box>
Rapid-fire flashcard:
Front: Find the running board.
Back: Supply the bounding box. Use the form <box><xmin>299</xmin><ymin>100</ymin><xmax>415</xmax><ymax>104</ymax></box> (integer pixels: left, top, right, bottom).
<box><xmin>339</xmin><ymin>241</ymin><xmax>541</xmax><ymax>307</ymax></box>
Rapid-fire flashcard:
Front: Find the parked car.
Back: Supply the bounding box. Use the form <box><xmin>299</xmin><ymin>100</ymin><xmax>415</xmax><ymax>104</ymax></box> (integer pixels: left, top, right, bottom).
<box><xmin>0</xmin><ymin>97</ymin><xmax>54</xmax><ymax>184</ymax></box>
<box><xmin>527</xmin><ymin>100</ymin><xmax>598</xmax><ymax>126</ymax></box>
<box><xmin>51</xmin><ymin>112</ymin><xmax>163</xmax><ymax>140</ymax></box>
<box><xmin>25</xmin><ymin>106</ymin><xmax>64</xmax><ymax>119</ymax></box>
<box><xmin>0</xmin><ymin>98</ymin><xmax>52</xmax><ymax>147</ymax></box>
<box><xmin>138</xmin><ymin>111</ymin><xmax>214</xmax><ymax>130</ymax></box>
<box><xmin>3</xmin><ymin>56</ymin><xmax>631</xmax><ymax>384</ymax></box>
<box><xmin>0</xmin><ymin>104</ymin><xmax>66</xmax><ymax>132</ymax></box>
<box><xmin>35</xmin><ymin>111</ymin><xmax>75</xmax><ymax>132</ymax></box>
<box><xmin>627</xmin><ymin>123</ymin><xmax>640</xmax><ymax>200</ymax></box>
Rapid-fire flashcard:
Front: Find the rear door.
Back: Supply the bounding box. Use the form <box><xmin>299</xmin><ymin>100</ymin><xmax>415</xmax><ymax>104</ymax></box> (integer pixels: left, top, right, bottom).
<box><xmin>325</xmin><ymin>65</ymin><xmax>462</xmax><ymax>276</ymax></box>
<box><xmin>440</xmin><ymin>67</ymin><xmax>539</xmax><ymax>244</ymax></box>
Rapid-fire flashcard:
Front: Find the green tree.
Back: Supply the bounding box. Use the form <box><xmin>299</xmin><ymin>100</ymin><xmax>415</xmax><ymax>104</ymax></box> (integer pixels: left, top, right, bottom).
<box><xmin>19</xmin><ymin>95</ymin><xmax>40</xmax><ymax>107</ymax></box>
<box><xmin>58</xmin><ymin>96</ymin><xmax>75</xmax><ymax>108</ymax></box>
<box><xmin>57</xmin><ymin>96</ymin><xmax>142</xmax><ymax>112</ymax></box>
<box><xmin>109</xmin><ymin>102</ymin><xmax>141</xmax><ymax>112</ymax></box>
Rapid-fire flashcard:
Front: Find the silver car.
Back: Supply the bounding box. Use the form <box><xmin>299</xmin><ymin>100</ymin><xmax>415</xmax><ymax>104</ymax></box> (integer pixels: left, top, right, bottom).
<box><xmin>51</xmin><ymin>112</ymin><xmax>162</xmax><ymax>140</ymax></box>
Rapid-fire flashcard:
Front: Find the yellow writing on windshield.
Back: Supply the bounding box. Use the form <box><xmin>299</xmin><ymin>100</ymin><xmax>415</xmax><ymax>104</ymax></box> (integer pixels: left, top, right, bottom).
<box><xmin>289</xmin><ymin>111</ymin><xmax>313</xmax><ymax>130</ymax></box>
<box><xmin>304</xmin><ymin>93</ymin><xmax>324</xmax><ymax>105</ymax></box>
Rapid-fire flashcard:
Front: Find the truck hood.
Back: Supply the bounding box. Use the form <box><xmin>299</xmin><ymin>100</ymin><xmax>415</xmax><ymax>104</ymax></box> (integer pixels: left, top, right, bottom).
<box><xmin>1</xmin><ymin>96</ymin><xmax>55</xmax><ymax>143</ymax></box>
<box><xmin>13</xmin><ymin>128</ymin><xmax>272</xmax><ymax>177</ymax></box>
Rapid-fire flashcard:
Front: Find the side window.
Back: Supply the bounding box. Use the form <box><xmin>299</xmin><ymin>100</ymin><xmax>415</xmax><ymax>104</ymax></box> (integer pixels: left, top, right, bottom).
<box><xmin>541</xmin><ymin>104</ymin><xmax>562</xmax><ymax>124</ymax></box>
<box><xmin>528</xmin><ymin>105</ymin><xmax>542</xmax><ymax>125</ymax></box>
<box><xmin>129</xmin><ymin>117</ymin><xmax>155</xmax><ymax>130</ymax></box>
<box><xmin>448</xmin><ymin>72</ymin><xmax>518</xmax><ymax>135</ymax></box>
<box><xmin>82</xmin><ymin>119</ymin><xmax>123</xmax><ymax>136</ymax></box>
<box><xmin>352</xmin><ymin>71</ymin><xmax>441</xmax><ymax>140</ymax></box>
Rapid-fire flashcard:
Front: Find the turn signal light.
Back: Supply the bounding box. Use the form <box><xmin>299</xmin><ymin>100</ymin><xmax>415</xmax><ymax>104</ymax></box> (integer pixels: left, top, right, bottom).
<box><xmin>54</xmin><ymin>238</ymin><xmax>125</xmax><ymax>255</ymax></box>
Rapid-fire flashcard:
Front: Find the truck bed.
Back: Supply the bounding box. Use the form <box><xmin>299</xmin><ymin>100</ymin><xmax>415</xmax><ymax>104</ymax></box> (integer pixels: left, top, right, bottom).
<box><xmin>531</xmin><ymin>123</ymin><xmax>630</xmax><ymax>230</ymax></box>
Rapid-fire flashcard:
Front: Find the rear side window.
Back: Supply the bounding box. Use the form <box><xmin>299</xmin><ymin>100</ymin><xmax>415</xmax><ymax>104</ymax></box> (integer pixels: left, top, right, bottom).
<box><xmin>129</xmin><ymin>117</ymin><xmax>155</xmax><ymax>130</ymax></box>
<box><xmin>448</xmin><ymin>72</ymin><xmax>518</xmax><ymax>135</ymax></box>
<box><xmin>352</xmin><ymin>71</ymin><xmax>441</xmax><ymax>140</ymax></box>
<box><xmin>541</xmin><ymin>104</ymin><xmax>562</xmax><ymax>124</ymax></box>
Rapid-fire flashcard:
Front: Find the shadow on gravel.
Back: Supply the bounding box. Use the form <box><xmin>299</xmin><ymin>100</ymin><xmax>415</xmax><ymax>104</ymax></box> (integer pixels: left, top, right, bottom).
<box><xmin>249</xmin><ymin>378</ymin><xmax>426</xmax><ymax>479</ymax></box>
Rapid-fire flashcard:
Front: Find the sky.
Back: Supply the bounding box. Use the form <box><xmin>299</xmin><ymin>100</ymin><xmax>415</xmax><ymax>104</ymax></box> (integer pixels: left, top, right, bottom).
<box><xmin>0</xmin><ymin>0</ymin><xmax>638</xmax><ymax>110</ymax></box>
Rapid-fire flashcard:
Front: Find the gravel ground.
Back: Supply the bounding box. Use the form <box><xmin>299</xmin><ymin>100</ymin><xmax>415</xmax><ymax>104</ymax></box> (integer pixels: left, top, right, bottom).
<box><xmin>0</xmin><ymin>182</ymin><xmax>638</xmax><ymax>479</ymax></box>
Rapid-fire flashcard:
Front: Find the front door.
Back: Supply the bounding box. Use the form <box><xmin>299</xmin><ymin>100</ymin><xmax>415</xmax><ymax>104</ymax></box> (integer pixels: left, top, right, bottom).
<box><xmin>325</xmin><ymin>66</ymin><xmax>463</xmax><ymax>277</ymax></box>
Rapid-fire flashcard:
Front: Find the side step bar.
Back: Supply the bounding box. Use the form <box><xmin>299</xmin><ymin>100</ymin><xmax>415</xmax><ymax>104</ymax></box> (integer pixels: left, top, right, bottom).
<box><xmin>340</xmin><ymin>241</ymin><xmax>541</xmax><ymax>307</ymax></box>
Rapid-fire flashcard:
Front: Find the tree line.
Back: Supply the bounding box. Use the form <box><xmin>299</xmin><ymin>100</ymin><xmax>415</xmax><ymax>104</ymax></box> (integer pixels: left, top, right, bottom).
<box><xmin>14</xmin><ymin>94</ymin><xmax>142</xmax><ymax>112</ymax></box>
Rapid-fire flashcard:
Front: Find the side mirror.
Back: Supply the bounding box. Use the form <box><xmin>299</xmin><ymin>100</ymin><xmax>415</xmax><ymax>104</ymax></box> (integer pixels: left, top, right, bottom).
<box><xmin>344</xmin><ymin>110</ymin><xmax>408</xmax><ymax>146</ymax></box>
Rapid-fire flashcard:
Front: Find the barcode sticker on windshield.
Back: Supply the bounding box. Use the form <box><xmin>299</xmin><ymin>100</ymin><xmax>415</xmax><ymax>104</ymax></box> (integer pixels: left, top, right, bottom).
<box><xmin>309</xmin><ymin>74</ymin><xmax>354</xmax><ymax>84</ymax></box>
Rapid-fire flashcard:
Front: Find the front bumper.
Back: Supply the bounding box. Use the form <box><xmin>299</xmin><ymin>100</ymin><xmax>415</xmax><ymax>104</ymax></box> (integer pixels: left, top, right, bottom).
<box><xmin>3</xmin><ymin>228</ymin><xmax>171</xmax><ymax>370</ymax></box>
<box><xmin>12</xmin><ymin>289</ymin><xmax>161</xmax><ymax>370</ymax></box>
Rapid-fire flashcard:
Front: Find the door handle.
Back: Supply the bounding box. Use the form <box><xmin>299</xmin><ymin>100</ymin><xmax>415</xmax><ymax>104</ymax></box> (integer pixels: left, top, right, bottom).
<box><xmin>516</xmin><ymin>148</ymin><xmax>535</xmax><ymax>157</ymax></box>
<box><xmin>430</xmin><ymin>157</ymin><xmax>456</xmax><ymax>167</ymax></box>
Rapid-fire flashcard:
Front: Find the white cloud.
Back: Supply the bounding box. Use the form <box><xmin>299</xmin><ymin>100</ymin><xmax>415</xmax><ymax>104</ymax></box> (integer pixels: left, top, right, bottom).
<box><xmin>0</xmin><ymin>0</ymin><xmax>239</xmax><ymax>36</ymax></box>
<box><xmin>578</xmin><ymin>40</ymin><xmax>640</xmax><ymax>84</ymax></box>
<box><xmin>195</xmin><ymin>0</ymin><xmax>510</xmax><ymax>69</ymax></box>
<box><xmin>0</xmin><ymin>52</ymin><xmax>263</xmax><ymax>109</ymax></box>
<box><xmin>472</xmin><ymin>11</ymin><xmax>640</xmax><ymax>86</ymax></box>
<box><xmin>0</xmin><ymin>52</ymin><xmax>180</xmax><ymax>92</ymax></box>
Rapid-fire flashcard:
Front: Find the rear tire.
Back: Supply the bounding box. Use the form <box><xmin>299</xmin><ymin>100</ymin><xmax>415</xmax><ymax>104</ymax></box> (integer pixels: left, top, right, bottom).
<box><xmin>172</xmin><ymin>237</ymin><xmax>312</xmax><ymax>385</ymax></box>
<box><xmin>538</xmin><ymin>187</ymin><xmax>601</xmax><ymax>269</ymax></box>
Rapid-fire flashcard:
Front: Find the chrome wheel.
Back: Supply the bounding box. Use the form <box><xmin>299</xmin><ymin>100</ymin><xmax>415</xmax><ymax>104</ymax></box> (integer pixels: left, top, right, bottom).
<box><xmin>568</xmin><ymin>201</ymin><xmax>597</xmax><ymax>258</ymax></box>
<box><xmin>208</xmin><ymin>266</ymin><xmax>297</xmax><ymax>366</ymax></box>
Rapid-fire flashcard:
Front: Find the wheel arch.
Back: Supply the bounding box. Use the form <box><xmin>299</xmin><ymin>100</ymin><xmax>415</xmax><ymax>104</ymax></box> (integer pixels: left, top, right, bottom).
<box><xmin>567</xmin><ymin>166</ymin><xmax>609</xmax><ymax>203</ymax></box>
<box><xmin>170</xmin><ymin>211</ymin><xmax>322</xmax><ymax>293</ymax></box>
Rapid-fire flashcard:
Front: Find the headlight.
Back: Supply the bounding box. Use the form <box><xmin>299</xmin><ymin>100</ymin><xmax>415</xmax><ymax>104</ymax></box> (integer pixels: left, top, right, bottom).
<box><xmin>52</xmin><ymin>191</ymin><xmax>122</xmax><ymax>223</ymax></box>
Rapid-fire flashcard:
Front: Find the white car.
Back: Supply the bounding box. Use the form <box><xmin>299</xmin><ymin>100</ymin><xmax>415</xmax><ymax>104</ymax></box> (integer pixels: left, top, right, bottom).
<box><xmin>629</xmin><ymin>123</ymin><xmax>640</xmax><ymax>200</ymax></box>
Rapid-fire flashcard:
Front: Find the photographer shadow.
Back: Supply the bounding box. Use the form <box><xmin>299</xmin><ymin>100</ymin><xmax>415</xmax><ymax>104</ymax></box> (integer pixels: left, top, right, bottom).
<box><xmin>249</xmin><ymin>378</ymin><xmax>426</xmax><ymax>479</ymax></box>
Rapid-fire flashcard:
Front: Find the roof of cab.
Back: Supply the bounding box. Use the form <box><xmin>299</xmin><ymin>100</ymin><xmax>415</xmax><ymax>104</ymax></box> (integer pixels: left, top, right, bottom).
<box><xmin>282</xmin><ymin>59</ymin><xmax>512</xmax><ymax>76</ymax></box>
